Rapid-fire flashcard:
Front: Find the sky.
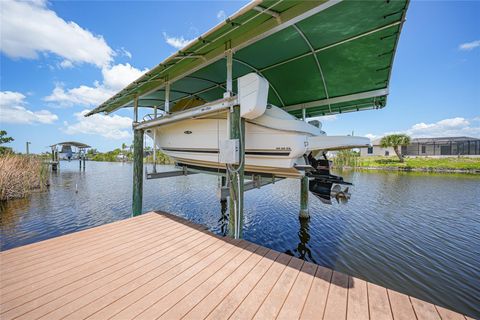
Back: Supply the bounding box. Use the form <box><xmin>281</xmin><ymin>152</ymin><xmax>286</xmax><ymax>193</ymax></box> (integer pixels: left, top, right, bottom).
<box><xmin>1</xmin><ymin>0</ymin><xmax>479</xmax><ymax>153</ymax></box>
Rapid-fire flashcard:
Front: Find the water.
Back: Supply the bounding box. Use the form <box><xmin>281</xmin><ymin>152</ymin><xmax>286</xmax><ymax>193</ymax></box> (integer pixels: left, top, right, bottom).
<box><xmin>1</xmin><ymin>161</ymin><xmax>479</xmax><ymax>317</ymax></box>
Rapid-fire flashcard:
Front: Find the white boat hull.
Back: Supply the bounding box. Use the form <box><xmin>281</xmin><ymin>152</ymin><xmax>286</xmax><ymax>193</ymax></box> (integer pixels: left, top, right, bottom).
<box><xmin>150</xmin><ymin>118</ymin><xmax>305</xmax><ymax>177</ymax></box>
<box><xmin>146</xmin><ymin>106</ymin><xmax>370</xmax><ymax>178</ymax></box>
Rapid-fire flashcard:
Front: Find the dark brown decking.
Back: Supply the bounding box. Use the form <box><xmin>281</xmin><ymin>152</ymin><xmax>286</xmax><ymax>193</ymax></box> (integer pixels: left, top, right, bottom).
<box><xmin>0</xmin><ymin>212</ymin><xmax>472</xmax><ymax>320</ymax></box>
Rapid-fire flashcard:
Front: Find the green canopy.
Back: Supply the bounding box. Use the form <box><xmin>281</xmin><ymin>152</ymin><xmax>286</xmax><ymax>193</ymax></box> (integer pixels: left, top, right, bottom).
<box><xmin>86</xmin><ymin>0</ymin><xmax>408</xmax><ymax>118</ymax></box>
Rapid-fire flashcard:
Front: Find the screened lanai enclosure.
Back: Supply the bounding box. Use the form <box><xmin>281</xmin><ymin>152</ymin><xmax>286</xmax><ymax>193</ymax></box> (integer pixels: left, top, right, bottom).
<box><xmin>402</xmin><ymin>137</ymin><xmax>480</xmax><ymax>156</ymax></box>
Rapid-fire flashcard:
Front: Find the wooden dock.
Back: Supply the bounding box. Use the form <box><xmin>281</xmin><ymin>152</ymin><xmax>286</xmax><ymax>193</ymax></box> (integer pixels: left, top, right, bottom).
<box><xmin>0</xmin><ymin>212</ymin><xmax>471</xmax><ymax>320</ymax></box>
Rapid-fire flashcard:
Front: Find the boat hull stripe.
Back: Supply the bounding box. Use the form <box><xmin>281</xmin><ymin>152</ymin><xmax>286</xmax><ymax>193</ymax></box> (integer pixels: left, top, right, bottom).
<box><xmin>162</xmin><ymin>148</ymin><xmax>290</xmax><ymax>156</ymax></box>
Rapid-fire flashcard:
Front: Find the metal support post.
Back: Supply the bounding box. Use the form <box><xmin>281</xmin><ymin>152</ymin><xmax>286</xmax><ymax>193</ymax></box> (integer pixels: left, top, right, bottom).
<box><xmin>132</xmin><ymin>129</ymin><xmax>144</xmax><ymax>216</ymax></box>
<box><xmin>299</xmin><ymin>176</ymin><xmax>310</xmax><ymax>219</ymax></box>
<box><xmin>133</xmin><ymin>96</ymin><xmax>139</xmax><ymax>123</ymax></box>
<box><xmin>228</xmin><ymin>105</ymin><xmax>245</xmax><ymax>239</ymax></box>
<box><xmin>165</xmin><ymin>80</ymin><xmax>170</xmax><ymax>114</ymax></box>
<box><xmin>152</xmin><ymin>129</ymin><xmax>157</xmax><ymax>173</ymax></box>
<box><xmin>152</xmin><ymin>105</ymin><xmax>158</xmax><ymax>173</ymax></box>
<box><xmin>225</xmin><ymin>48</ymin><xmax>233</xmax><ymax>98</ymax></box>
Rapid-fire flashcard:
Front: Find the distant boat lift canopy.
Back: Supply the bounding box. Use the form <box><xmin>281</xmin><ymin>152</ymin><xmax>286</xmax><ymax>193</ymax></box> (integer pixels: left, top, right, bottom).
<box><xmin>86</xmin><ymin>0</ymin><xmax>408</xmax><ymax>119</ymax></box>
<box><xmin>50</xmin><ymin>141</ymin><xmax>91</xmax><ymax>149</ymax></box>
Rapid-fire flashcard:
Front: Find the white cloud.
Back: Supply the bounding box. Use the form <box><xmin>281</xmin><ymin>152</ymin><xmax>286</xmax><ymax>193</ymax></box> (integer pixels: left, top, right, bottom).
<box><xmin>63</xmin><ymin>109</ymin><xmax>132</xmax><ymax>139</ymax></box>
<box><xmin>217</xmin><ymin>10</ymin><xmax>226</xmax><ymax>21</ymax></box>
<box><xmin>459</xmin><ymin>40</ymin><xmax>480</xmax><ymax>51</ymax></box>
<box><xmin>0</xmin><ymin>91</ymin><xmax>58</xmax><ymax>124</ymax></box>
<box><xmin>44</xmin><ymin>63</ymin><xmax>148</xmax><ymax>107</ymax></box>
<box><xmin>59</xmin><ymin>60</ymin><xmax>74</xmax><ymax>69</ymax></box>
<box><xmin>44</xmin><ymin>83</ymin><xmax>112</xmax><ymax>108</ymax></box>
<box><xmin>0</xmin><ymin>0</ymin><xmax>114</xmax><ymax>67</ymax></box>
<box><xmin>162</xmin><ymin>32</ymin><xmax>193</xmax><ymax>50</ymax></box>
<box><xmin>387</xmin><ymin>117</ymin><xmax>480</xmax><ymax>138</ymax></box>
<box><xmin>118</xmin><ymin>47</ymin><xmax>132</xmax><ymax>59</ymax></box>
<box><xmin>101</xmin><ymin>63</ymin><xmax>146</xmax><ymax>91</ymax></box>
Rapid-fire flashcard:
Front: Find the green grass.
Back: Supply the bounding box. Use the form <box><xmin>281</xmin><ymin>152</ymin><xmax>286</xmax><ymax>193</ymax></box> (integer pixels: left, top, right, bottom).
<box><xmin>355</xmin><ymin>156</ymin><xmax>480</xmax><ymax>170</ymax></box>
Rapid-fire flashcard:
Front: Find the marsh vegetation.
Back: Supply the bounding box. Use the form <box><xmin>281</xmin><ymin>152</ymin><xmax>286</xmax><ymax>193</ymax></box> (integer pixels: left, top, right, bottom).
<box><xmin>0</xmin><ymin>155</ymin><xmax>49</xmax><ymax>201</ymax></box>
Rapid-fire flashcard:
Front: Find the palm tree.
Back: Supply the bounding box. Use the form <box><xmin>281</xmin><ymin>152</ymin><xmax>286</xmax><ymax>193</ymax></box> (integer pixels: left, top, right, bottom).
<box><xmin>380</xmin><ymin>134</ymin><xmax>411</xmax><ymax>162</ymax></box>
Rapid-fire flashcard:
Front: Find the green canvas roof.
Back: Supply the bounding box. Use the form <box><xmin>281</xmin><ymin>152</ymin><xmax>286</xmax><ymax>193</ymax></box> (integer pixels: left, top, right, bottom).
<box><xmin>86</xmin><ymin>0</ymin><xmax>409</xmax><ymax>118</ymax></box>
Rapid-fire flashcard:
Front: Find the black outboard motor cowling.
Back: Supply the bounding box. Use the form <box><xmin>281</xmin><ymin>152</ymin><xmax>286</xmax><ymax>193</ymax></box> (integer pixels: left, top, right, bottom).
<box><xmin>306</xmin><ymin>154</ymin><xmax>352</xmax><ymax>204</ymax></box>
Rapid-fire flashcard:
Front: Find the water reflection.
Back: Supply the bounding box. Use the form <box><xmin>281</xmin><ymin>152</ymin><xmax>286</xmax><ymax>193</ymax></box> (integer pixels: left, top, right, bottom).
<box><xmin>218</xmin><ymin>199</ymin><xmax>228</xmax><ymax>236</ymax></box>
<box><xmin>285</xmin><ymin>217</ymin><xmax>317</xmax><ymax>264</ymax></box>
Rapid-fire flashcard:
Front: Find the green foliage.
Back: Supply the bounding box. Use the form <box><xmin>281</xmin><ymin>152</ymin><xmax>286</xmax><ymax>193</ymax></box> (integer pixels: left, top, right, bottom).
<box><xmin>90</xmin><ymin>148</ymin><xmax>127</xmax><ymax>162</ymax></box>
<box><xmin>144</xmin><ymin>150</ymin><xmax>173</xmax><ymax>164</ymax></box>
<box><xmin>0</xmin><ymin>130</ymin><xmax>14</xmax><ymax>145</ymax></box>
<box><xmin>88</xmin><ymin>143</ymin><xmax>172</xmax><ymax>164</ymax></box>
<box><xmin>0</xmin><ymin>131</ymin><xmax>14</xmax><ymax>155</ymax></box>
<box><xmin>357</xmin><ymin>156</ymin><xmax>480</xmax><ymax>171</ymax></box>
<box><xmin>380</xmin><ymin>134</ymin><xmax>411</xmax><ymax>162</ymax></box>
<box><xmin>380</xmin><ymin>134</ymin><xmax>411</xmax><ymax>148</ymax></box>
<box><xmin>332</xmin><ymin>149</ymin><xmax>360</xmax><ymax>167</ymax></box>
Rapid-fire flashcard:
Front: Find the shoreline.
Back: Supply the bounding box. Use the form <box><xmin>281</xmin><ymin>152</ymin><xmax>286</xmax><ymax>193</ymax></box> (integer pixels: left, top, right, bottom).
<box><xmin>333</xmin><ymin>165</ymin><xmax>480</xmax><ymax>174</ymax></box>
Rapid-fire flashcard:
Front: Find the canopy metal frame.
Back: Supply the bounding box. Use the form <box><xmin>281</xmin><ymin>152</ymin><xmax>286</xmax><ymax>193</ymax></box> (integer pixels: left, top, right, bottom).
<box><xmin>132</xmin><ymin>17</ymin><xmax>405</xmax><ymax>116</ymax></box>
<box><xmin>88</xmin><ymin>0</ymin><xmax>408</xmax><ymax>126</ymax></box>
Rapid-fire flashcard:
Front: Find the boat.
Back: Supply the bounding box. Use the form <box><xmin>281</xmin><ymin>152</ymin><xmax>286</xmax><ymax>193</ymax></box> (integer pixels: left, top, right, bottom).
<box><xmin>146</xmin><ymin>99</ymin><xmax>369</xmax><ymax>178</ymax></box>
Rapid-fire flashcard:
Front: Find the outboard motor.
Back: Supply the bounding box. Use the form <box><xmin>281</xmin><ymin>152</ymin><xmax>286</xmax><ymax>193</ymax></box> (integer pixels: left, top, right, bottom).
<box><xmin>306</xmin><ymin>154</ymin><xmax>352</xmax><ymax>205</ymax></box>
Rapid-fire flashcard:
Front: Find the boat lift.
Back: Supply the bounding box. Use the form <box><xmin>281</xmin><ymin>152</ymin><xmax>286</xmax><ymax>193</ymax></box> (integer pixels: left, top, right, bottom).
<box><xmin>49</xmin><ymin>141</ymin><xmax>90</xmax><ymax>171</ymax></box>
<box><xmin>85</xmin><ymin>0</ymin><xmax>409</xmax><ymax>239</ymax></box>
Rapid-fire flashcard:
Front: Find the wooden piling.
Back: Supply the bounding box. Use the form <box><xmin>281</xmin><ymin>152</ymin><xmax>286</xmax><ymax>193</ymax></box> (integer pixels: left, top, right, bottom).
<box><xmin>299</xmin><ymin>176</ymin><xmax>310</xmax><ymax>219</ymax></box>
<box><xmin>228</xmin><ymin>105</ymin><xmax>245</xmax><ymax>239</ymax></box>
<box><xmin>132</xmin><ymin>129</ymin><xmax>144</xmax><ymax>216</ymax></box>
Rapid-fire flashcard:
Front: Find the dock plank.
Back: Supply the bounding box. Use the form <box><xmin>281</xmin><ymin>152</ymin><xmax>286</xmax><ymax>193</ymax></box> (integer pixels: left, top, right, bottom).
<box><xmin>388</xmin><ymin>289</ymin><xmax>417</xmax><ymax>320</ymax></box>
<box><xmin>410</xmin><ymin>297</ymin><xmax>441</xmax><ymax>320</ymax></box>
<box><xmin>229</xmin><ymin>253</ymin><xmax>292</xmax><ymax>319</ymax></box>
<box><xmin>276</xmin><ymin>261</ymin><xmax>317</xmax><ymax>320</ymax></box>
<box><xmin>0</xmin><ymin>212</ymin><xmax>469</xmax><ymax>320</ymax></box>
<box><xmin>203</xmin><ymin>249</ymin><xmax>280</xmax><ymax>320</ymax></box>
<box><xmin>182</xmin><ymin>246</ymin><xmax>270</xmax><ymax>320</ymax></box>
<box><xmin>253</xmin><ymin>256</ymin><xmax>304</xmax><ymax>319</ymax></box>
<box><xmin>300</xmin><ymin>265</ymin><xmax>333</xmax><ymax>319</ymax></box>
<box><xmin>157</xmin><ymin>243</ymin><xmax>266</xmax><ymax>319</ymax></box>
<box><xmin>368</xmin><ymin>282</ymin><xmax>393</xmax><ymax>320</ymax></box>
<box><xmin>347</xmin><ymin>276</ymin><xmax>369</xmax><ymax>320</ymax></box>
<box><xmin>323</xmin><ymin>271</ymin><xmax>349</xmax><ymax>320</ymax></box>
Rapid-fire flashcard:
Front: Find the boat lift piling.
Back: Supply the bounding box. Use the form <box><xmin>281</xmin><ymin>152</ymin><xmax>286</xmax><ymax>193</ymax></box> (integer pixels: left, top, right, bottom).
<box><xmin>225</xmin><ymin>46</ymin><xmax>246</xmax><ymax>239</ymax></box>
<box><xmin>227</xmin><ymin>104</ymin><xmax>245</xmax><ymax>239</ymax></box>
<box><xmin>133</xmin><ymin>97</ymin><xmax>144</xmax><ymax>217</ymax></box>
<box><xmin>300</xmin><ymin>108</ymin><xmax>310</xmax><ymax>219</ymax></box>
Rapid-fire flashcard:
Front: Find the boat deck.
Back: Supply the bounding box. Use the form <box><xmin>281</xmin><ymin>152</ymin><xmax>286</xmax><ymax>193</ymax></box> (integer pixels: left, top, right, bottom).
<box><xmin>0</xmin><ymin>212</ymin><xmax>471</xmax><ymax>320</ymax></box>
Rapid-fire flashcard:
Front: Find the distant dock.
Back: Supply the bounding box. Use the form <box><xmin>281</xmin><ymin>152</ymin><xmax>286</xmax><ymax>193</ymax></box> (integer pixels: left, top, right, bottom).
<box><xmin>0</xmin><ymin>212</ymin><xmax>472</xmax><ymax>319</ymax></box>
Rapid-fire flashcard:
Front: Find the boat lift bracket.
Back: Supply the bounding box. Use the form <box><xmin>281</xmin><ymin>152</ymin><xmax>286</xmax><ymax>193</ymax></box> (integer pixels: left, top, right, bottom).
<box><xmin>219</xmin><ymin>175</ymin><xmax>283</xmax><ymax>200</ymax></box>
<box><xmin>146</xmin><ymin>166</ymin><xmax>197</xmax><ymax>180</ymax></box>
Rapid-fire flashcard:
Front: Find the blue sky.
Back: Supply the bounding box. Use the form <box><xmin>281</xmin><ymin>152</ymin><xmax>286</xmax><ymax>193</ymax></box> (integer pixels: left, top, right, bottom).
<box><xmin>1</xmin><ymin>0</ymin><xmax>479</xmax><ymax>153</ymax></box>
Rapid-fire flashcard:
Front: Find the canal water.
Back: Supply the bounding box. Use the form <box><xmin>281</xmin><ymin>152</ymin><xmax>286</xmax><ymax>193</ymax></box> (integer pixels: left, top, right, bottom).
<box><xmin>1</xmin><ymin>161</ymin><xmax>479</xmax><ymax>317</ymax></box>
